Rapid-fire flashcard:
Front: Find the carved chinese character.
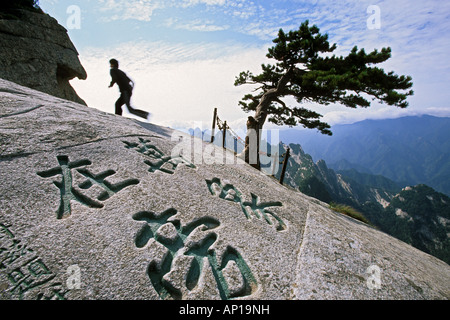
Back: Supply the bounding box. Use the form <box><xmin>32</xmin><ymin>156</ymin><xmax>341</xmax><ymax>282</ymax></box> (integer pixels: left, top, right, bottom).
<box><xmin>206</xmin><ymin>178</ymin><xmax>286</xmax><ymax>231</ymax></box>
<box><xmin>124</xmin><ymin>138</ymin><xmax>165</xmax><ymax>159</ymax></box>
<box><xmin>0</xmin><ymin>223</ymin><xmax>66</xmax><ymax>300</ymax></box>
<box><xmin>132</xmin><ymin>209</ymin><xmax>257</xmax><ymax>300</ymax></box>
<box><xmin>0</xmin><ymin>239</ymin><xmax>35</xmax><ymax>269</ymax></box>
<box><xmin>241</xmin><ymin>193</ymin><xmax>286</xmax><ymax>231</ymax></box>
<box><xmin>0</xmin><ymin>224</ymin><xmax>35</xmax><ymax>270</ymax></box>
<box><xmin>124</xmin><ymin>138</ymin><xmax>195</xmax><ymax>175</ymax></box>
<box><xmin>7</xmin><ymin>258</ymin><xmax>55</xmax><ymax>299</ymax></box>
<box><xmin>36</xmin><ymin>282</ymin><xmax>69</xmax><ymax>300</ymax></box>
<box><xmin>37</xmin><ymin>155</ymin><xmax>139</xmax><ymax>219</ymax></box>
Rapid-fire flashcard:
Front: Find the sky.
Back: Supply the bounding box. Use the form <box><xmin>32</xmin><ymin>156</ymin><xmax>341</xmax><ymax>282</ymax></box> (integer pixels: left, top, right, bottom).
<box><xmin>38</xmin><ymin>0</ymin><xmax>450</xmax><ymax>134</ymax></box>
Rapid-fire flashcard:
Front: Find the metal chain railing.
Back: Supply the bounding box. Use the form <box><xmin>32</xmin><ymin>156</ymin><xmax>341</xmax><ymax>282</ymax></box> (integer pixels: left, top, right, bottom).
<box><xmin>210</xmin><ymin>107</ymin><xmax>290</xmax><ymax>184</ymax></box>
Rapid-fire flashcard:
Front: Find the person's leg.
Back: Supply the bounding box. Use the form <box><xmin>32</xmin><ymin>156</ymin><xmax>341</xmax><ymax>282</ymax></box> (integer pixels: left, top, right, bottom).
<box><xmin>115</xmin><ymin>95</ymin><xmax>124</xmax><ymax>116</ymax></box>
<box><xmin>124</xmin><ymin>89</ymin><xmax>149</xmax><ymax>119</ymax></box>
<box><xmin>123</xmin><ymin>89</ymin><xmax>132</xmax><ymax>109</ymax></box>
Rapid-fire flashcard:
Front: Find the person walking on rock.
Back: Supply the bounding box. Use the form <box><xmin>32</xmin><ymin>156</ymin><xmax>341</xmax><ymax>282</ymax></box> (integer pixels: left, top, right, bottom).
<box><xmin>108</xmin><ymin>59</ymin><xmax>149</xmax><ymax>120</ymax></box>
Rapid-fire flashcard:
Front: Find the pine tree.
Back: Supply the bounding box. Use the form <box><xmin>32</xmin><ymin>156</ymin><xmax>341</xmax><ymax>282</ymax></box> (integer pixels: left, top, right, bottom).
<box><xmin>235</xmin><ymin>21</ymin><xmax>413</xmax><ymax>169</ymax></box>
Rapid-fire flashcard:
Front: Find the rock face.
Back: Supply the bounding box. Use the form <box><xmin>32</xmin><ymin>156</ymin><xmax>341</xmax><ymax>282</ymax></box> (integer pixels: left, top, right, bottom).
<box><xmin>0</xmin><ymin>79</ymin><xmax>449</xmax><ymax>300</ymax></box>
<box><xmin>0</xmin><ymin>10</ymin><xmax>87</xmax><ymax>105</ymax></box>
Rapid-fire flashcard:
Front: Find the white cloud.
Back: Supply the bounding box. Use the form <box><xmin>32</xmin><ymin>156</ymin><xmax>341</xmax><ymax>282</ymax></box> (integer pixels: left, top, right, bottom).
<box><xmin>69</xmin><ymin>0</ymin><xmax>450</xmax><ymax>131</ymax></box>
<box><xmin>97</xmin><ymin>0</ymin><xmax>234</xmax><ymax>22</ymax></box>
<box><xmin>98</xmin><ymin>0</ymin><xmax>163</xmax><ymax>22</ymax></box>
<box><xmin>180</xmin><ymin>0</ymin><xmax>227</xmax><ymax>7</ymax></box>
<box><xmin>322</xmin><ymin>104</ymin><xmax>450</xmax><ymax>126</ymax></box>
<box><xmin>71</xmin><ymin>41</ymin><xmax>269</xmax><ymax>130</ymax></box>
<box><xmin>165</xmin><ymin>18</ymin><xmax>230</xmax><ymax>32</ymax></box>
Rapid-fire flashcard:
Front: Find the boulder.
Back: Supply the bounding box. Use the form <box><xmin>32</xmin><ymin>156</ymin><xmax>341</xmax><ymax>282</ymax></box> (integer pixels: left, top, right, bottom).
<box><xmin>0</xmin><ymin>10</ymin><xmax>87</xmax><ymax>105</ymax></box>
<box><xmin>0</xmin><ymin>78</ymin><xmax>449</xmax><ymax>300</ymax></box>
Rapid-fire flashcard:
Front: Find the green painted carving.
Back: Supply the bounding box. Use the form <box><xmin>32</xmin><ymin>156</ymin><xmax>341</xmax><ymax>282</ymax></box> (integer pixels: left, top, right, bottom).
<box><xmin>37</xmin><ymin>155</ymin><xmax>139</xmax><ymax>219</ymax></box>
<box><xmin>132</xmin><ymin>209</ymin><xmax>257</xmax><ymax>300</ymax></box>
<box><xmin>0</xmin><ymin>223</ymin><xmax>68</xmax><ymax>300</ymax></box>
<box><xmin>123</xmin><ymin>138</ymin><xmax>165</xmax><ymax>159</ymax></box>
<box><xmin>206</xmin><ymin>178</ymin><xmax>286</xmax><ymax>231</ymax></box>
<box><xmin>124</xmin><ymin>138</ymin><xmax>195</xmax><ymax>175</ymax></box>
<box><xmin>242</xmin><ymin>194</ymin><xmax>286</xmax><ymax>231</ymax></box>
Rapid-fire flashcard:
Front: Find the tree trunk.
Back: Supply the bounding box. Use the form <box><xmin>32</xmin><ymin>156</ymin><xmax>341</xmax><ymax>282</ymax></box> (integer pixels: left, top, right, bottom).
<box><xmin>243</xmin><ymin>66</ymin><xmax>294</xmax><ymax>170</ymax></box>
<box><xmin>243</xmin><ymin>96</ymin><xmax>272</xmax><ymax>170</ymax></box>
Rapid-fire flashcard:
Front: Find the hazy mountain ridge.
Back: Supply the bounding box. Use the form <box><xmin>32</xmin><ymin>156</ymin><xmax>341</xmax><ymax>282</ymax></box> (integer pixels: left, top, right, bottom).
<box><xmin>188</xmin><ymin>118</ymin><xmax>450</xmax><ymax>264</ymax></box>
<box><xmin>279</xmin><ymin>115</ymin><xmax>450</xmax><ymax>196</ymax></box>
<box><xmin>278</xmin><ymin>143</ymin><xmax>450</xmax><ymax>264</ymax></box>
<box><xmin>278</xmin><ymin>143</ymin><xmax>398</xmax><ymax>208</ymax></box>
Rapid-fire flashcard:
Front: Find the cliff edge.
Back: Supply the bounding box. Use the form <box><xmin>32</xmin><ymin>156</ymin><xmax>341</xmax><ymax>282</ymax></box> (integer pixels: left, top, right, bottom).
<box><xmin>0</xmin><ymin>8</ymin><xmax>87</xmax><ymax>105</ymax></box>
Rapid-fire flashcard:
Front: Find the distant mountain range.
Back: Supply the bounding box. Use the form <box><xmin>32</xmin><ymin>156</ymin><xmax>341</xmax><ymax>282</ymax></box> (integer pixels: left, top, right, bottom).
<box><xmin>274</xmin><ymin>142</ymin><xmax>450</xmax><ymax>264</ymax></box>
<box><xmin>279</xmin><ymin>115</ymin><xmax>450</xmax><ymax>196</ymax></box>
<box><xmin>187</xmin><ymin>115</ymin><xmax>450</xmax><ymax>263</ymax></box>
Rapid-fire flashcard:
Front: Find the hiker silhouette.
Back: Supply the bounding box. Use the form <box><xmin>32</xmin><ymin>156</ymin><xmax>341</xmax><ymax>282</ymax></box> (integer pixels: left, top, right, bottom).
<box><xmin>108</xmin><ymin>59</ymin><xmax>150</xmax><ymax>120</ymax></box>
